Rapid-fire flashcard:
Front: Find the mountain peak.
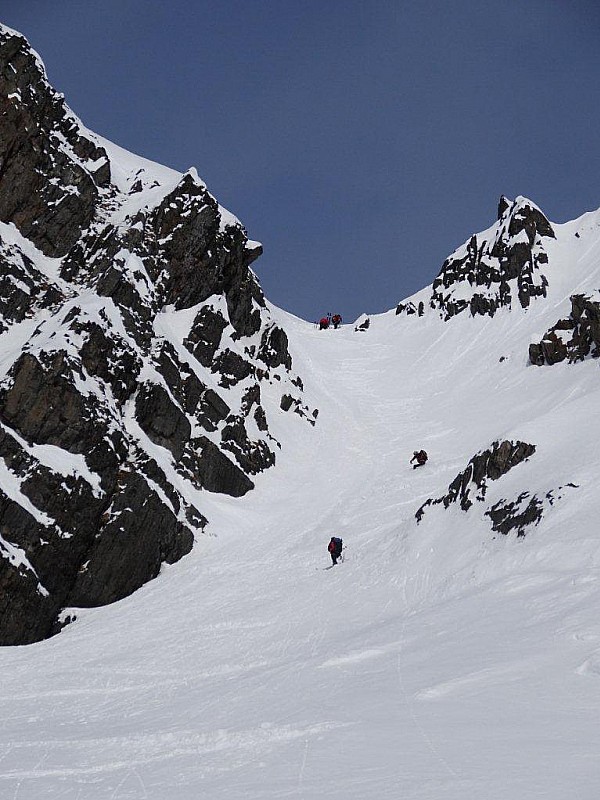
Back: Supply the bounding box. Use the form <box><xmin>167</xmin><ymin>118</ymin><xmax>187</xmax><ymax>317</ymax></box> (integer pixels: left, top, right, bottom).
<box><xmin>422</xmin><ymin>195</ymin><xmax>554</xmax><ymax>321</ymax></box>
<box><xmin>497</xmin><ymin>194</ymin><xmax>510</xmax><ymax>219</ymax></box>
<box><xmin>500</xmin><ymin>195</ymin><xmax>555</xmax><ymax>240</ymax></box>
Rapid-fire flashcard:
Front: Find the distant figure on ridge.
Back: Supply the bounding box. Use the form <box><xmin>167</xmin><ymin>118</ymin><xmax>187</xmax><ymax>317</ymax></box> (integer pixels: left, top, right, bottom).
<box><xmin>319</xmin><ymin>316</ymin><xmax>330</xmax><ymax>330</ymax></box>
<box><xmin>328</xmin><ymin>536</ymin><xmax>343</xmax><ymax>565</ymax></box>
<box><xmin>331</xmin><ymin>313</ymin><xmax>342</xmax><ymax>329</ymax></box>
<box><xmin>410</xmin><ymin>450</ymin><xmax>428</xmax><ymax>469</ymax></box>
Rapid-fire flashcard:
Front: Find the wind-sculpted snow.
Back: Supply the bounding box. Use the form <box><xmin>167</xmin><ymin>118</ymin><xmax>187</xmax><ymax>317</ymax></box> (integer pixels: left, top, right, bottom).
<box><xmin>0</xmin><ymin>25</ymin><xmax>314</xmax><ymax>644</ymax></box>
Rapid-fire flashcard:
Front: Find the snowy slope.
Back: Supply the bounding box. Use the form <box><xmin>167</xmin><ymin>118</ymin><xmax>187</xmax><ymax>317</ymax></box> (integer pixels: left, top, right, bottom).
<box><xmin>1</xmin><ymin>205</ymin><xmax>599</xmax><ymax>798</ymax></box>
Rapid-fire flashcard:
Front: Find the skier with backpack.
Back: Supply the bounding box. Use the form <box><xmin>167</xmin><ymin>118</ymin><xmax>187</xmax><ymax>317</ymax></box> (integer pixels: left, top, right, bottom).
<box><xmin>410</xmin><ymin>450</ymin><xmax>428</xmax><ymax>469</ymax></box>
<box><xmin>328</xmin><ymin>536</ymin><xmax>343</xmax><ymax>565</ymax></box>
<box><xmin>331</xmin><ymin>313</ymin><xmax>342</xmax><ymax>329</ymax></box>
<box><xmin>319</xmin><ymin>316</ymin><xmax>330</xmax><ymax>330</ymax></box>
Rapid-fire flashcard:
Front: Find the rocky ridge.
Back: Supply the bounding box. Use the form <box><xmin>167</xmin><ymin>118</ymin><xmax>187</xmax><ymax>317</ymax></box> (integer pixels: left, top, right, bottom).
<box><xmin>398</xmin><ymin>195</ymin><xmax>555</xmax><ymax>321</ymax></box>
<box><xmin>0</xmin><ymin>25</ymin><xmax>314</xmax><ymax>644</ymax></box>
<box><xmin>529</xmin><ymin>291</ymin><xmax>600</xmax><ymax>366</ymax></box>
<box><xmin>415</xmin><ymin>440</ymin><xmax>577</xmax><ymax>538</ymax></box>
<box><xmin>416</xmin><ymin>440</ymin><xmax>536</xmax><ymax>518</ymax></box>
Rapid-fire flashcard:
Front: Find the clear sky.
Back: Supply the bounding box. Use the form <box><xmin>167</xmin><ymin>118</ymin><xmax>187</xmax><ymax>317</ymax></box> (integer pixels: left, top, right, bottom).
<box><xmin>3</xmin><ymin>1</ymin><xmax>600</xmax><ymax>322</ymax></box>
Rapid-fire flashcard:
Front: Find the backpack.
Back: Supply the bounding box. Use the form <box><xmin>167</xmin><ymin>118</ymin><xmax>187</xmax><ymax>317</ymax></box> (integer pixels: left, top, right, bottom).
<box><xmin>331</xmin><ymin>537</ymin><xmax>343</xmax><ymax>552</ymax></box>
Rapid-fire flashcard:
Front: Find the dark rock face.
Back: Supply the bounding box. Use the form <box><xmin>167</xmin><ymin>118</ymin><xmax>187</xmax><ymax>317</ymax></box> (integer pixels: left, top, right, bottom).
<box><xmin>486</xmin><ymin>483</ymin><xmax>579</xmax><ymax>537</ymax></box>
<box><xmin>395</xmin><ymin>301</ymin><xmax>424</xmax><ymax>317</ymax></box>
<box><xmin>69</xmin><ymin>471</ymin><xmax>194</xmax><ymax>607</ymax></box>
<box><xmin>397</xmin><ymin>197</ymin><xmax>554</xmax><ymax>323</ymax></box>
<box><xmin>257</xmin><ymin>325</ymin><xmax>292</xmax><ymax>370</ymax></box>
<box><xmin>280</xmin><ymin>394</ymin><xmax>295</xmax><ymax>412</ymax></box>
<box><xmin>1</xmin><ymin>352</ymin><xmax>90</xmax><ymax>448</ymax></box>
<box><xmin>151</xmin><ymin>174</ymin><xmax>265</xmax><ymax>335</ymax></box>
<box><xmin>497</xmin><ymin>195</ymin><xmax>510</xmax><ymax>219</ymax></box>
<box><xmin>180</xmin><ymin>437</ymin><xmax>254</xmax><ymax>497</ymax></box>
<box><xmin>415</xmin><ymin>440</ymin><xmax>577</xmax><ymax>538</ymax></box>
<box><xmin>213</xmin><ymin>348</ymin><xmax>254</xmax><ymax>387</ymax></box>
<box><xmin>432</xmin><ymin>197</ymin><xmax>553</xmax><ymax>320</ymax></box>
<box><xmin>279</xmin><ymin>394</ymin><xmax>318</xmax><ymax>425</ymax></box>
<box><xmin>486</xmin><ymin>492</ymin><xmax>542</xmax><ymax>537</ymax></box>
<box><xmin>136</xmin><ymin>383</ymin><xmax>192</xmax><ymax>460</ymax></box>
<box><xmin>0</xmin><ymin>237</ymin><xmax>64</xmax><ymax>333</ymax></box>
<box><xmin>0</xmin><ymin>25</ymin><xmax>311</xmax><ymax>645</ymax></box>
<box><xmin>416</xmin><ymin>440</ymin><xmax>536</xmax><ymax>521</ymax></box>
<box><xmin>0</xmin><ymin>28</ymin><xmax>110</xmax><ymax>256</ymax></box>
<box><xmin>221</xmin><ymin>417</ymin><xmax>276</xmax><ymax>474</ymax></box>
<box><xmin>197</xmin><ymin>389</ymin><xmax>230</xmax><ymax>432</ymax></box>
<box><xmin>529</xmin><ymin>292</ymin><xmax>600</xmax><ymax>366</ymax></box>
<box><xmin>184</xmin><ymin>307</ymin><xmax>228</xmax><ymax>367</ymax></box>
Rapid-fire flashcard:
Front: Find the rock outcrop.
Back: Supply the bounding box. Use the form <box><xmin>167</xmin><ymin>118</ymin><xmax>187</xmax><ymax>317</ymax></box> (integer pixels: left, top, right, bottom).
<box><xmin>0</xmin><ymin>28</ymin><xmax>110</xmax><ymax>256</ymax></box>
<box><xmin>0</xmin><ymin>25</ymin><xmax>314</xmax><ymax>645</ymax></box>
<box><xmin>396</xmin><ymin>301</ymin><xmax>424</xmax><ymax>317</ymax></box>
<box><xmin>397</xmin><ymin>196</ymin><xmax>555</xmax><ymax>322</ymax></box>
<box><xmin>529</xmin><ymin>292</ymin><xmax>600</xmax><ymax>365</ymax></box>
<box><xmin>415</xmin><ymin>440</ymin><xmax>578</xmax><ymax>538</ymax></box>
<box><xmin>354</xmin><ymin>316</ymin><xmax>370</xmax><ymax>332</ymax></box>
<box><xmin>416</xmin><ymin>440</ymin><xmax>536</xmax><ymax>521</ymax></box>
<box><xmin>485</xmin><ymin>483</ymin><xmax>579</xmax><ymax>537</ymax></box>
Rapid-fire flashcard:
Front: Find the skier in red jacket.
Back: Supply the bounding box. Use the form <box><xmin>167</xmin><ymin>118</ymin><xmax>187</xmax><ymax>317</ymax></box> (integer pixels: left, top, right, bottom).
<box><xmin>319</xmin><ymin>317</ymin><xmax>330</xmax><ymax>330</ymax></box>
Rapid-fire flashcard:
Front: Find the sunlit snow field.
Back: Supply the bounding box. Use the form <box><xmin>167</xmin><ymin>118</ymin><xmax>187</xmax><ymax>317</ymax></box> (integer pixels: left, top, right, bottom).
<box><xmin>1</xmin><ymin>213</ymin><xmax>600</xmax><ymax>799</ymax></box>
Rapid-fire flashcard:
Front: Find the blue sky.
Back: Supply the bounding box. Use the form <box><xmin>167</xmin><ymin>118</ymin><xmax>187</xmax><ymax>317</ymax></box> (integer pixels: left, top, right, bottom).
<box><xmin>3</xmin><ymin>1</ymin><xmax>600</xmax><ymax>322</ymax></box>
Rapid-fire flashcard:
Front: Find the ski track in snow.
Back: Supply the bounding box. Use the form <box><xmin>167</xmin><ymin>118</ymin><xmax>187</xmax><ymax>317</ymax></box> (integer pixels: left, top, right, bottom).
<box><xmin>1</xmin><ymin>218</ymin><xmax>600</xmax><ymax>797</ymax></box>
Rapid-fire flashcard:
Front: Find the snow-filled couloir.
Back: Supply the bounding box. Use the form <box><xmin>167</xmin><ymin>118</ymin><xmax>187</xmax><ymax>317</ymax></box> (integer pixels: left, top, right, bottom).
<box><xmin>1</xmin><ymin>21</ymin><xmax>600</xmax><ymax>800</ymax></box>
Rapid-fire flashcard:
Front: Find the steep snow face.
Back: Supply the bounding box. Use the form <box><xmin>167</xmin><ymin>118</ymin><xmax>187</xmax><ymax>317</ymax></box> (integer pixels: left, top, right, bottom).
<box><xmin>0</xmin><ymin>197</ymin><xmax>599</xmax><ymax>798</ymax></box>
